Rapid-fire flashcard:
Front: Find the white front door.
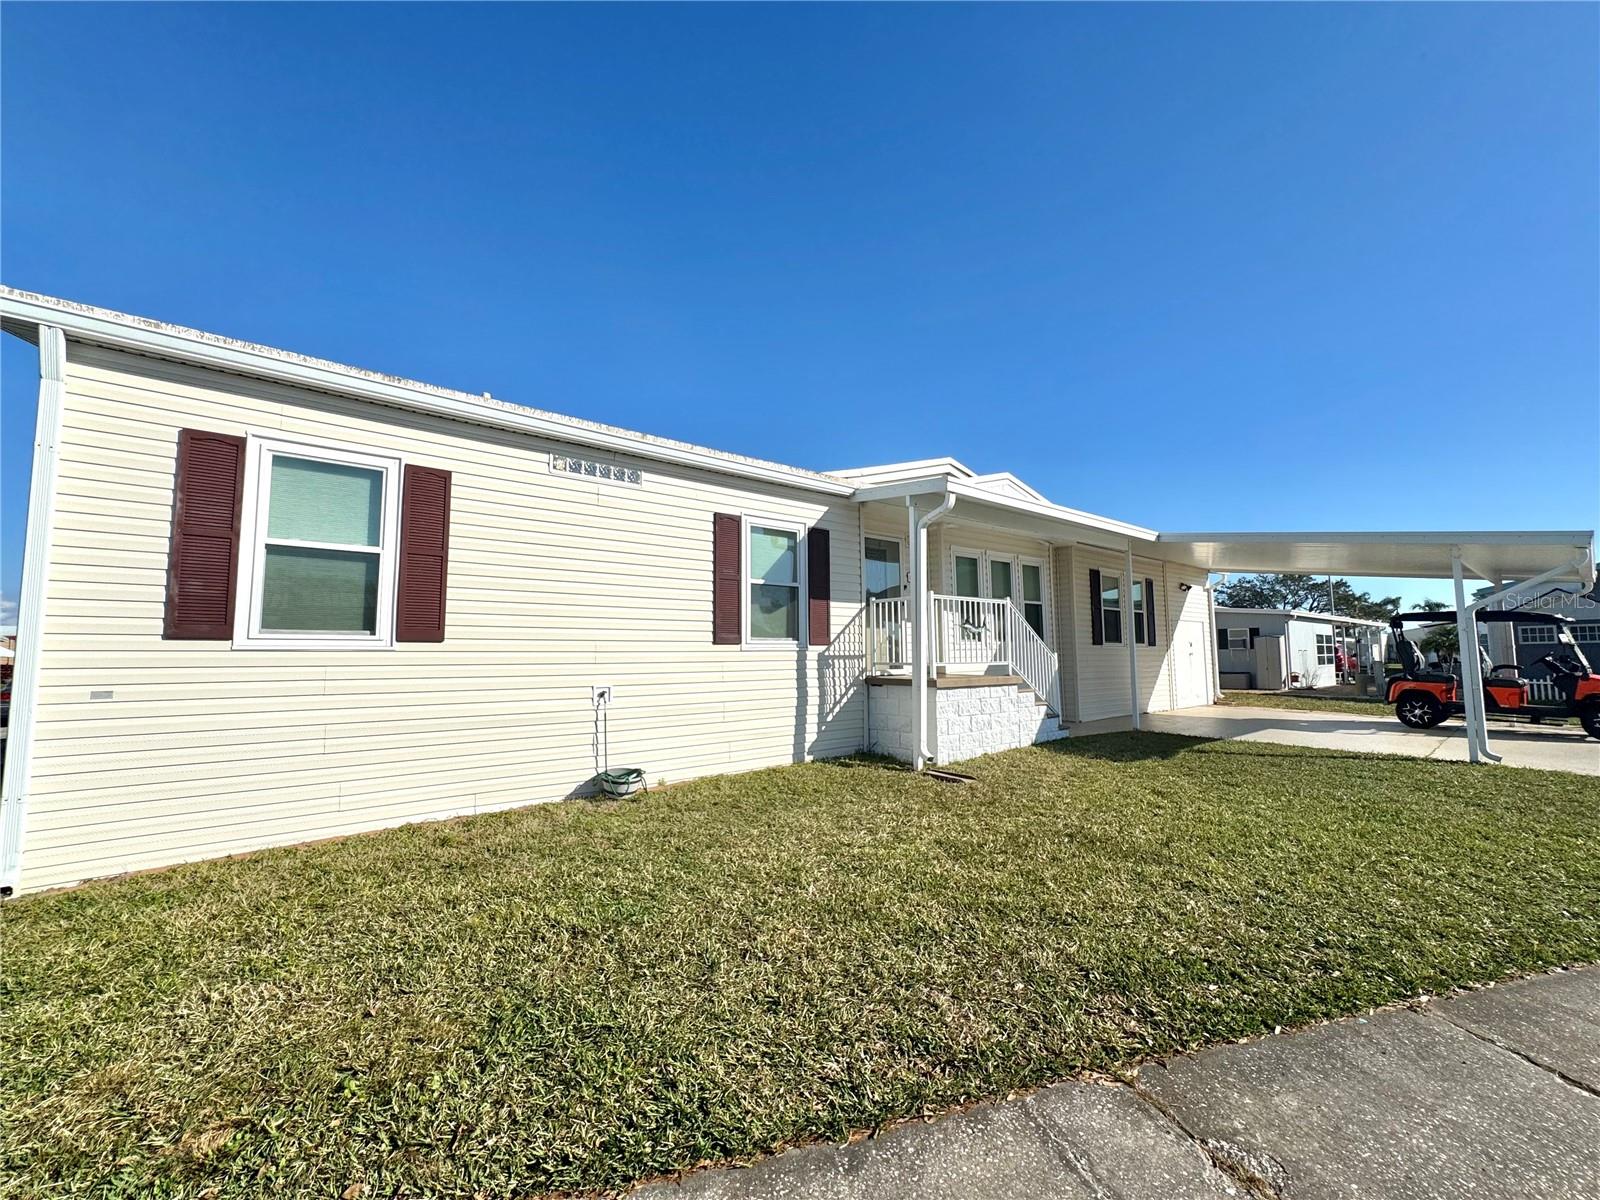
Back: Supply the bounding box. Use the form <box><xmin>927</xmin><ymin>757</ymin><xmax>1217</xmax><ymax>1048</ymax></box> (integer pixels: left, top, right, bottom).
<box><xmin>1172</xmin><ymin>620</ymin><xmax>1211</xmax><ymax>709</ymax></box>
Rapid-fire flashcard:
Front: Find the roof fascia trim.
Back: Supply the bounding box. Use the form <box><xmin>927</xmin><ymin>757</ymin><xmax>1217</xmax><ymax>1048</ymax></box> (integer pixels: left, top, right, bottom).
<box><xmin>0</xmin><ymin>289</ymin><xmax>853</xmax><ymax>497</ymax></box>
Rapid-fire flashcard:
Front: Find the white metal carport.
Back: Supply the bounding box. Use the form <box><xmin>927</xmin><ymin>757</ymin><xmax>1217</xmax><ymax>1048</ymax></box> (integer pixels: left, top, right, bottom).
<box><xmin>1154</xmin><ymin>531</ymin><xmax>1597</xmax><ymax>764</ymax></box>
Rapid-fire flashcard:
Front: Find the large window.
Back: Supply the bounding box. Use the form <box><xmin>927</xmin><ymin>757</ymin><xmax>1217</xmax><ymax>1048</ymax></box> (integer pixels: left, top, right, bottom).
<box><xmin>1315</xmin><ymin>633</ymin><xmax>1335</xmax><ymax>665</ymax></box>
<box><xmin>236</xmin><ymin>436</ymin><xmax>400</xmax><ymax>649</ymax></box>
<box><xmin>747</xmin><ymin>522</ymin><xmax>801</xmax><ymax>642</ymax></box>
<box><xmin>1100</xmin><ymin>572</ymin><xmax>1123</xmax><ymax>644</ymax></box>
<box><xmin>1518</xmin><ymin>624</ymin><xmax>1558</xmax><ymax>645</ymax></box>
<box><xmin>1226</xmin><ymin>628</ymin><xmax>1249</xmax><ymax>652</ymax></box>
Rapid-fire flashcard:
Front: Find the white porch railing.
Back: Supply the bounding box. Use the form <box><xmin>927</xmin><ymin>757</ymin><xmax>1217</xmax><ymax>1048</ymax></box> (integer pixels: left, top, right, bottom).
<box><xmin>867</xmin><ymin>593</ymin><xmax>1061</xmax><ymax>716</ymax></box>
<box><xmin>867</xmin><ymin>596</ymin><xmax>911</xmax><ymax>672</ymax></box>
<box><xmin>1525</xmin><ymin>678</ymin><xmax>1566</xmax><ymax>706</ymax></box>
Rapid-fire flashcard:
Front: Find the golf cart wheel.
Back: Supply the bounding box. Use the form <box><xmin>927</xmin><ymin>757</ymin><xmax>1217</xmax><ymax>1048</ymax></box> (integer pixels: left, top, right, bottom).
<box><xmin>1395</xmin><ymin>693</ymin><xmax>1443</xmax><ymax>729</ymax></box>
<box><xmin>1580</xmin><ymin>705</ymin><xmax>1600</xmax><ymax>741</ymax></box>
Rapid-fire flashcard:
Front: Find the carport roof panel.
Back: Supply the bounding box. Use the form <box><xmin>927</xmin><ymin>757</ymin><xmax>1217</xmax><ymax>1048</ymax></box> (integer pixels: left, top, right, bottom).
<box><xmin>1155</xmin><ymin>531</ymin><xmax>1595</xmax><ymax>583</ymax></box>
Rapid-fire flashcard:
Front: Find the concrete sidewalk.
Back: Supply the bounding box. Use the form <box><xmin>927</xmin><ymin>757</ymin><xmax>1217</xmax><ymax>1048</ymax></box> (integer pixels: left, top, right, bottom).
<box><xmin>1080</xmin><ymin>704</ymin><xmax>1600</xmax><ymax>776</ymax></box>
<box><xmin>635</xmin><ymin>967</ymin><xmax>1600</xmax><ymax>1199</ymax></box>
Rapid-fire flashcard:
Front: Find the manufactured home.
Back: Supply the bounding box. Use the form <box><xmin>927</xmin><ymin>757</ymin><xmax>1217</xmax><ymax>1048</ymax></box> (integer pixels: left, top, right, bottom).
<box><xmin>1214</xmin><ymin>607</ymin><xmax>1389</xmax><ymax>691</ymax></box>
<box><xmin>2</xmin><ymin>289</ymin><xmax>1594</xmax><ymax>895</ymax></box>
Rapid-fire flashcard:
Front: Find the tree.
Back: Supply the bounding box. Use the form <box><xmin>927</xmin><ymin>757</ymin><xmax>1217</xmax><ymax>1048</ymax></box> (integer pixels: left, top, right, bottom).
<box><xmin>1215</xmin><ymin>573</ymin><xmax>1401</xmax><ymax>623</ymax></box>
<box><xmin>1415</xmin><ymin>598</ymin><xmax>1458</xmax><ymax>660</ymax></box>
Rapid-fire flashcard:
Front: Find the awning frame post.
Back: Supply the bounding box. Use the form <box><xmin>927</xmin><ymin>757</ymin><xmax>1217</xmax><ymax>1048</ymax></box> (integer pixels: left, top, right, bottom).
<box><xmin>1450</xmin><ymin>549</ymin><xmax>1494</xmax><ymax>764</ymax></box>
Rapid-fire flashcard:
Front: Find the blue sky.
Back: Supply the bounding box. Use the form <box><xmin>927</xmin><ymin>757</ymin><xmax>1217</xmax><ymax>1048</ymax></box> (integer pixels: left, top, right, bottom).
<box><xmin>3</xmin><ymin>3</ymin><xmax>1596</xmax><ymax>615</ymax></box>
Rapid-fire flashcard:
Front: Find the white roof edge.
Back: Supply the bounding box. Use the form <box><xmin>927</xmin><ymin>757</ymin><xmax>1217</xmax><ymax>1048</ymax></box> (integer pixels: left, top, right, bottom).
<box><xmin>829</xmin><ymin>457</ymin><xmax>975</xmax><ymax>481</ymax></box>
<box><xmin>850</xmin><ymin>473</ymin><xmax>1158</xmax><ymax>543</ymax></box>
<box><xmin>1215</xmin><ymin>606</ymin><xmax>1389</xmax><ymax>626</ymax></box>
<box><xmin>0</xmin><ymin>287</ymin><xmax>854</xmax><ymax>497</ymax></box>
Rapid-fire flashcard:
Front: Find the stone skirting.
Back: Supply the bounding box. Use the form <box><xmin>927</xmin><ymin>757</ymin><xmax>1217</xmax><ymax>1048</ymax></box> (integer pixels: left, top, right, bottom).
<box><xmin>869</xmin><ymin>677</ymin><xmax>1067</xmax><ymax>765</ymax></box>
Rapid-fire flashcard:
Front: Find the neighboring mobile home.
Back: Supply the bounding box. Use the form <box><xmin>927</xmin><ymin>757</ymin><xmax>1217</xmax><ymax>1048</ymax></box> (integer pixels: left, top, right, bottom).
<box><xmin>1475</xmin><ymin>581</ymin><xmax>1600</xmax><ymax>700</ymax></box>
<box><xmin>1</xmin><ymin>290</ymin><xmax>1593</xmax><ymax>895</ymax></box>
<box><xmin>1214</xmin><ymin>607</ymin><xmax>1389</xmax><ymax>690</ymax></box>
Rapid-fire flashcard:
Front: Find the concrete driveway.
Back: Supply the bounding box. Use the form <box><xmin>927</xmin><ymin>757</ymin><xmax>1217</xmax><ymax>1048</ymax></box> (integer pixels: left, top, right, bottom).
<box><xmin>1102</xmin><ymin>705</ymin><xmax>1600</xmax><ymax>776</ymax></box>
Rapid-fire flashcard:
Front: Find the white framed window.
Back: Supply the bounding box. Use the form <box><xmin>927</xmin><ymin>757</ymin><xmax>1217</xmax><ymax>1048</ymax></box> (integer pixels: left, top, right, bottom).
<box><xmin>1575</xmin><ymin>623</ymin><xmax>1600</xmax><ymax>643</ymax></box>
<box><xmin>234</xmin><ymin>434</ymin><xmax>402</xmax><ymax>650</ymax></box>
<box><xmin>1315</xmin><ymin>632</ymin><xmax>1335</xmax><ymax>665</ymax></box>
<box><xmin>1131</xmin><ymin>579</ymin><xmax>1147</xmax><ymax>643</ymax></box>
<box><xmin>744</xmin><ymin>516</ymin><xmax>805</xmax><ymax>646</ymax></box>
<box><xmin>1020</xmin><ymin>559</ymin><xmax>1047</xmax><ymax>641</ymax></box>
<box><xmin>1518</xmin><ymin>624</ymin><xmax>1558</xmax><ymax>645</ymax></box>
<box><xmin>1100</xmin><ymin>571</ymin><xmax>1123</xmax><ymax>644</ymax></box>
<box><xmin>1226</xmin><ymin>628</ymin><xmax>1249</xmax><ymax>652</ymax></box>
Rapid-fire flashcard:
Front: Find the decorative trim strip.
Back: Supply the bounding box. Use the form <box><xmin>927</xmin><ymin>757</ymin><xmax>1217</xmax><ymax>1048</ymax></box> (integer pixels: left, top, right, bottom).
<box><xmin>0</xmin><ymin>325</ymin><xmax>66</xmax><ymax>894</ymax></box>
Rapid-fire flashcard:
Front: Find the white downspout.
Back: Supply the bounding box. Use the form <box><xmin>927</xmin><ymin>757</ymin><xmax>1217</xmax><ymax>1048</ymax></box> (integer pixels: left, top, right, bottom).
<box><xmin>1125</xmin><ymin>542</ymin><xmax>1140</xmax><ymax>730</ymax></box>
<box><xmin>910</xmin><ymin>491</ymin><xmax>956</xmax><ymax>769</ymax></box>
<box><xmin>1</xmin><ymin>324</ymin><xmax>67</xmax><ymax>896</ymax></box>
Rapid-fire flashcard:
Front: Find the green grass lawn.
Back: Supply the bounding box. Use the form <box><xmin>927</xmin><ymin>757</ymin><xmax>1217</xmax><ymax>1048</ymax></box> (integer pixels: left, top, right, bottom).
<box><xmin>1218</xmin><ymin>689</ymin><xmax>1396</xmax><ymax>717</ymax></box>
<box><xmin>4</xmin><ymin>735</ymin><xmax>1597</xmax><ymax>1198</ymax></box>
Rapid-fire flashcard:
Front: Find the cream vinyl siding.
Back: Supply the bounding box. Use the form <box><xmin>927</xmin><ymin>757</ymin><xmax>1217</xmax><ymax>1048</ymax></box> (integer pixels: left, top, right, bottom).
<box><xmin>1050</xmin><ymin>545</ymin><xmax>1079</xmax><ymax>721</ymax></box>
<box><xmin>1069</xmin><ymin>547</ymin><xmax>1212</xmax><ymax>720</ymax></box>
<box><xmin>24</xmin><ymin>345</ymin><xmax>865</xmax><ymax>891</ymax></box>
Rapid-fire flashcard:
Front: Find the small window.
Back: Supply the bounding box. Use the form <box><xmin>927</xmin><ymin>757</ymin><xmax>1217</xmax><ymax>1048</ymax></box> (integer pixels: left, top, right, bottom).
<box><xmin>954</xmin><ymin>554</ymin><xmax>981</xmax><ymax>599</ymax></box>
<box><xmin>236</xmin><ymin>437</ymin><xmax>401</xmax><ymax>649</ymax></box>
<box><xmin>1100</xmin><ymin>572</ymin><xmax>1123</xmax><ymax>644</ymax></box>
<box><xmin>747</xmin><ymin>522</ymin><xmax>801</xmax><ymax>642</ymax></box>
<box><xmin>1316</xmin><ymin>633</ymin><xmax>1335</xmax><ymax>665</ymax></box>
<box><xmin>1226</xmin><ymin>628</ymin><xmax>1249</xmax><ymax>652</ymax></box>
<box><xmin>1131</xmin><ymin>580</ymin><xmax>1147</xmax><ymax>644</ymax></box>
<box><xmin>1518</xmin><ymin>625</ymin><xmax>1558</xmax><ymax>645</ymax></box>
<box><xmin>1021</xmin><ymin>562</ymin><xmax>1046</xmax><ymax>640</ymax></box>
<box><xmin>1575</xmin><ymin>623</ymin><xmax>1600</xmax><ymax>643</ymax></box>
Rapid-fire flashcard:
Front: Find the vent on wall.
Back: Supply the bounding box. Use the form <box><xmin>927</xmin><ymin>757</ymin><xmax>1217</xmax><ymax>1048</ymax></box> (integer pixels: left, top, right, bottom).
<box><xmin>551</xmin><ymin>454</ymin><xmax>642</xmax><ymax>484</ymax></box>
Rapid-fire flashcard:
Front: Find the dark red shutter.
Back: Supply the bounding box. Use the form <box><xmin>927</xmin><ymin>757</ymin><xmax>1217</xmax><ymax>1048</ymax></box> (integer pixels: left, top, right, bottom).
<box><xmin>1145</xmin><ymin>577</ymin><xmax>1157</xmax><ymax>646</ymax></box>
<box><xmin>712</xmin><ymin>513</ymin><xmax>741</xmax><ymax>644</ymax></box>
<box><xmin>164</xmin><ymin>428</ymin><xmax>245</xmax><ymax>639</ymax></box>
<box><xmin>396</xmin><ymin>465</ymin><xmax>452</xmax><ymax>642</ymax></box>
<box><xmin>1088</xmin><ymin>568</ymin><xmax>1104</xmax><ymax>645</ymax></box>
<box><xmin>807</xmin><ymin>526</ymin><xmax>831</xmax><ymax>646</ymax></box>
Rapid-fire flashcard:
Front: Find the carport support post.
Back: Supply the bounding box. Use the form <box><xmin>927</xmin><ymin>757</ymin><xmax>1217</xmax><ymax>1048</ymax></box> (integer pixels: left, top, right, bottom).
<box><xmin>1125</xmin><ymin>542</ymin><xmax>1140</xmax><ymax>730</ymax></box>
<box><xmin>1451</xmin><ymin>549</ymin><xmax>1493</xmax><ymax>765</ymax></box>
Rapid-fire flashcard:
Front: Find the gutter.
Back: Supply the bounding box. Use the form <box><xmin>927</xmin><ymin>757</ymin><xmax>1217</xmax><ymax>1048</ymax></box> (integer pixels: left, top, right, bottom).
<box><xmin>0</xmin><ymin>326</ymin><xmax>66</xmax><ymax>896</ymax></box>
<box><xmin>0</xmin><ymin>289</ymin><xmax>853</xmax><ymax>499</ymax></box>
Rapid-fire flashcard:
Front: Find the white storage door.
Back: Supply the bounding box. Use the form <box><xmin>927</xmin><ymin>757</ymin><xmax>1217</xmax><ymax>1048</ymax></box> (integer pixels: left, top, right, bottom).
<box><xmin>1172</xmin><ymin>620</ymin><xmax>1212</xmax><ymax>709</ymax></box>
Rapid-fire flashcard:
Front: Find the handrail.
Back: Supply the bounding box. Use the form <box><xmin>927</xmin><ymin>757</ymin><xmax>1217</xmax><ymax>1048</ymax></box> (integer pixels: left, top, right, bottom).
<box><xmin>867</xmin><ymin>592</ymin><xmax>1061</xmax><ymax>716</ymax></box>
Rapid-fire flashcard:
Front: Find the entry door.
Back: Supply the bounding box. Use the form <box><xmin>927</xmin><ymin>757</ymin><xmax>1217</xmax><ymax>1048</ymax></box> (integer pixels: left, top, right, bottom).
<box><xmin>865</xmin><ymin>536</ymin><xmax>907</xmax><ymax>668</ymax></box>
<box><xmin>1172</xmin><ymin>620</ymin><xmax>1211</xmax><ymax>709</ymax></box>
<box><xmin>864</xmin><ymin>536</ymin><xmax>904</xmax><ymax>601</ymax></box>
